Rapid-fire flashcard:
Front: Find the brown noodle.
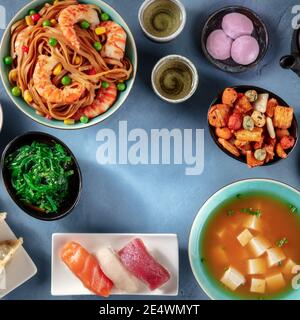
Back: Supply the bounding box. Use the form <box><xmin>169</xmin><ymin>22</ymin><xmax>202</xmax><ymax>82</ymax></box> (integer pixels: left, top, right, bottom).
<box><xmin>9</xmin><ymin>0</ymin><xmax>132</xmax><ymax>120</ymax></box>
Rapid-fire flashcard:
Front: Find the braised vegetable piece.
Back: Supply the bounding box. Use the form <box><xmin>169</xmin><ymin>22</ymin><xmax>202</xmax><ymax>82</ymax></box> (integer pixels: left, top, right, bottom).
<box><xmin>276</xmin><ymin>143</ymin><xmax>287</xmax><ymax>159</ymax></box>
<box><xmin>222</xmin><ymin>88</ymin><xmax>238</xmax><ymax>106</ymax></box>
<box><xmin>235</xmin><ymin>96</ymin><xmax>253</xmax><ymax>114</ymax></box>
<box><xmin>218</xmin><ymin>138</ymin><xmax>240</xmax><ymax>157</ymax></box>
<box><xmin>208</xmin><ymin>104</ymin><xmax>230</xmax><ymax>128</ymax></box>
<box><xmin>266</xmin><ymin>98</ymin><xmax>278</xmax><ymax>118</ymax></box>
<box><xmin>245</xmin><ymin>90</ymin><xmax>258</xmax><ymax>103</ymax></box>
<box><xmin>5</xmin><ymin>142</ymin><xmax>74</xmax><ymax>213</ymax></box>
<box><xmin>215</xmin><ymin>127</ymin><xmax>232</xmax><ymax>140</ymax></box>
<box><xmin>254</xmin><ymin>93</ymin><xmax>269</xmax><ymax>113</ymax></box>
<box><xmin>243</xmin><ymin>115</ymin><xmax>254</xmax><ymax>131</ymax></box>
<box><xmin>273</xmin><ymin>106</ymin><xmax>294</xmax><ymax>129</ymax></box>
<box><xmin>235</xmin><ymin>128</ymin><xmax>263</xmax><ymax>142</ymax></box>
<box><xmin>228</xmin><ymin>112</ymin><xmax>242</xmax><ymax>131</ymax></box>
<box><xmin>209</xmin><ymin>88</ymin><xmax>296</xmax><ymax>167</ymax></box>
<box><xmin>251</xmin><ymin>110</ymin><xmax>266</xmax><ymax>128</ymax></box>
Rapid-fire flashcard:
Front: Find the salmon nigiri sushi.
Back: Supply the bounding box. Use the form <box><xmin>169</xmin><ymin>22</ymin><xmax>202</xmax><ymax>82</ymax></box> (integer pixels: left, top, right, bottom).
<box><xmin>61</xmin><ymin>241</ymin><xmax>113</xmax><ymax>297</ymax></box>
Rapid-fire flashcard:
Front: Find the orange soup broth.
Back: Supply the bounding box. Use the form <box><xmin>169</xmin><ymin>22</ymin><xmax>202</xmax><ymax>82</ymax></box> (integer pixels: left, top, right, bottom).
<box><xmin>201</xmin><ymin>193</ymin><xmax>300</xmax><ymax>299</ymax></box>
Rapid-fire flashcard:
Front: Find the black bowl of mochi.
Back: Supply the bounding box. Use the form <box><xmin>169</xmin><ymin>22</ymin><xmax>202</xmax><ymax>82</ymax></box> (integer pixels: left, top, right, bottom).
<box><xmin>201</xmin><ymin>6</ymin><xmax>269</xmax><ymax>73</ymax></box>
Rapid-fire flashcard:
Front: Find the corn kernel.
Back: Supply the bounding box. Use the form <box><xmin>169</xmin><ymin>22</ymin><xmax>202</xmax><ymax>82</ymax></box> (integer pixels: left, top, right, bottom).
<box><xmin>24</xmin><ymin>90</ymin><xmax>33</xmax><ymax>104</ymax></box>
<box><xmin>10</xmin><ymin>70</ymin><xmax>18</xmax><ymax>82</ymax></box>
<box><xmin>50</xmin><ymin>19</ymin><xmax>57</xmax><ymax>26</ymax></box>
<box><xmin>74</xmin><ymin>56</ymin><xmax>81</xmax><ymax>64</ymax></box>
<box><xmin>64</xmin><ymin>119</ymin><xmax>75</xmax><ymax>125</ymax></box>
<box><xmin>95</xmin><ymin>27</ymin><xmax>106</xmax><ymax>35</ymax></box>
<box><xmin>53</xmin><ymin>63</ymin><xmax>63</xmax><ymax>76</ymax></box>
<box><xmin>25</xmin><ymin>16</ymin><xmax>34</xmax><ymax>26</ymax></box>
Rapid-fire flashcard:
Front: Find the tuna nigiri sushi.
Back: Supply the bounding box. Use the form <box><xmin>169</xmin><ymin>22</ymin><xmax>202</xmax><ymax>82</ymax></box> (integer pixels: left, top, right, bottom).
<box><xmin>96</xmin><ymin>247</ymin><xmax>140</xmax><ymax>293</ymax></box>
<box><xmin>118</xmin><ymin>238</ymin><xmax>170</xmax><ymax>291</ymax></box>
<box><xmin>61</xmin><ymin>241</ymin><xmax>113</xmax><ymax>297</ymax></box>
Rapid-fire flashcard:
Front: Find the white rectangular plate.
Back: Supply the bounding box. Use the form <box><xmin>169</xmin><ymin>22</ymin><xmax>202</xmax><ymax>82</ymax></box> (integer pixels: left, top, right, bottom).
<box><xmin>52</xmin><ymin>233</ymin><xmax>179</xmax><ymax>296</ymax></box>
<box><xmin>0</xmin><ymin>220</ymin><xmax>37</xmax><ymax>299</ymax></box>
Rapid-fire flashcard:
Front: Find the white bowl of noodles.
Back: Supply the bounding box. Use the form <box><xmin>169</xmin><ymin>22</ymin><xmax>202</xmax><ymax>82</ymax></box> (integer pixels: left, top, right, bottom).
<box><xmin>0</xmin><ymin>0</ymin><xmax>137</xmax><ymax>129</ymax></box>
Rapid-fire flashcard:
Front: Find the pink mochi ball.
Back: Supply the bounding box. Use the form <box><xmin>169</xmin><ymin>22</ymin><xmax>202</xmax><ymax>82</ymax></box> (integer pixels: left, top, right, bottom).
<box><xmin>222</xmin><ymin>13</ymin><xmax>254</xmax><ymax>39</ymax></box>
<box><xmin>206</xmin><ymin>29</ymin><xmax>233</xmax><ymax>60</ymax></box>
<box><xmin>231</xmin><ymin>35</ymin><xmax>260</xmax><ymax>65</ymax></box>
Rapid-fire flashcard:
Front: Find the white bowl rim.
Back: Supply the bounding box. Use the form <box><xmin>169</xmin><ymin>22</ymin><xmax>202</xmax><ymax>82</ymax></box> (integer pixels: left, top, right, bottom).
<box><xmin>0</xmin><ymin>0</ymin><xmax>138</xmax><ymax>130</ymax></box>
<box><xmin>0</xmin><ymin>103</ymin><xmax>3</xmax><ymax>132</ymax></box>
<box><xmin>138</xmin><ymin>0</ymin><xmax>186</xmax><ymax>42</ymax></box>
<box><xmin>151</xmin><ymin>54</ymin><xmax>199</xmax><ymax>104</ymax></box>
<box><xmin>188</xmin><ymin>178</ymin><xmax>300</xmax><ymax>300</ymax></box>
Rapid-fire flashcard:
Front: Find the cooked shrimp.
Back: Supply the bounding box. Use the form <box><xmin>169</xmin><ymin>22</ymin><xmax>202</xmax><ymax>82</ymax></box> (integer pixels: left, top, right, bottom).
<box><xmin>73</xmin><ymin>82</ymin><xmax>117</xmax><ymax>120</ymax></box>
<box><xmin>14</xmin><ymin>26</ymin><xmax>33</xmax><ymax>57</ymax></box>
<box><xmin>58</xmin><ymin>4</ymin><xmax>100</xmax><ymax>50</ymax></box>
<box><xmin>101</xmin><ymin>21</ymin><xmax>126</xmax><ymax>61</ymax></box>
<box><xmin>33</xmin><ymin>55</ymin><xmax>85</xmax><ymax>104</ymax></box>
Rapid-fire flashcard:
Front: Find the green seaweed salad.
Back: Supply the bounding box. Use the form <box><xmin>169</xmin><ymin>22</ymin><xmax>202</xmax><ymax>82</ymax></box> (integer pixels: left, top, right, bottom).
<box><xmin>5</xmin><ymin>141</ymin><xmax>74</xmax><ymax>213</ymax></box>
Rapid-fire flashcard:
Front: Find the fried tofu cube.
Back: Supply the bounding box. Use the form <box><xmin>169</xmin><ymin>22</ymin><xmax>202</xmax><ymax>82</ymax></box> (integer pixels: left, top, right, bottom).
<box><xmin>247</xmin><ymin>236</ymin><xmax>272</xmax><ymax>257</ymax></box>
<box><xmin>237</xmin><ymin>229</ymin><xmax>254</xmax><ymax>247</ymax></box>
<box><xmin>267</xmin><ymin>247</ymin><xmax>286</xmax><ymax>267</ymax></box>
<box><xmin>220</xmin><ymin>267</ymin><xmax>246</xmax><ymax>291</ymax></box>
<box><xmin>282</xmin><ymin>259</ymin><xmax>297</xmax><ymax>275</ymax></box>
<box><xmin>250</xmin><ymin>278</ymin><xmax>266</xmax><ymax>294</ymax></box>
<box><xmin>247</xmin><ymin>258</ymin><xmax>268</xmax><ymax>275</ymax></box>
<box><xmin>243</xmin><ymin>216</ymin><xmax>262</xmax><ymax>232</ymax></box>
<box><xmin>273</xmin><ymin>106</ymin><xmax>294</xmax><ymax>129</ymax></box>
<box><xmin>266</xmin><ymin>273</ymin><xmax>286</xmax><ymax>291</ymax></box>
<box><xmin>235</xmin><ymin>128</ymin><xmax>263</xmax><ymax>142</ymax></box>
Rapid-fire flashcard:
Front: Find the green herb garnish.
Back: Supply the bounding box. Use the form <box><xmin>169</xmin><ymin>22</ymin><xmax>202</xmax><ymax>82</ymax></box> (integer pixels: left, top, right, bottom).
<box><xmin>240</xmin><ymin>208</ymin><xmax>262</xmax><ymax>217</ymax></box>
<box><xmin>288</xmin><ymin>203</ymin><xmax>298</xmax><ymax>213</ymax></box>
<box><xmin>200</xmin><ymin>257</ymin><xmax>206</xmax><ymax>263</ymax></box>
<box><xmin>236</xmin><ymin>194</ymin><xmax>242</xmax><ymax>199</ymax></box>
<box><xmin>227</xmin><ymin>210</ymin><xmax>235</xmax><ymax>216</ymax></box>
<box><xmin>276</xmin><ymin>237</ymin><xmax>288</xmax><ymax>248</ymax></box>
<box><xmin>5</xmin><ymin>141</ymin><xmax>74</xmax><ymax>213</ymax></box>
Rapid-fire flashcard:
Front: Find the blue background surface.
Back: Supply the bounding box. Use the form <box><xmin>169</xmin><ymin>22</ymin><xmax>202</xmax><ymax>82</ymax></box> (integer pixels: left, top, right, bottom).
<box><xmin>0</xmin><ymin>0</ymin><xmax>299</xmax><ymax>300</ymax></box>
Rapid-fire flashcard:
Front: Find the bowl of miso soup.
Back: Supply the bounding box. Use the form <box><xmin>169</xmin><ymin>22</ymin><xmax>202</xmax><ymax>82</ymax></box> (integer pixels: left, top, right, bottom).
<box><xmin>189</xmin><ymin>179</ymin><xmax>300</xmax><ymax>300</ymax></box>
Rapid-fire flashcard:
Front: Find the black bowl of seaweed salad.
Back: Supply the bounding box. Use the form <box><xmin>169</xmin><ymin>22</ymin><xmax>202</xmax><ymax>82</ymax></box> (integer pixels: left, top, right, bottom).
<box><xmin>1</xmin><ymin>132</ymin><xmax>82</xmax><ymax>221</ymax></box>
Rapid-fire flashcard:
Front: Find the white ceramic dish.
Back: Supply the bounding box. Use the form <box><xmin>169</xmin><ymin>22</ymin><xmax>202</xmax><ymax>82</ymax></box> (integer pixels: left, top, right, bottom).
<box><xmin>0</xmin><ymin>217</ymin><xmax>37</xmax><ymax>299</ymax></box>
<box><xmin>51</xmin><ymin>233</ymin><xmax>179</xmax><ymax>296</ymax></box>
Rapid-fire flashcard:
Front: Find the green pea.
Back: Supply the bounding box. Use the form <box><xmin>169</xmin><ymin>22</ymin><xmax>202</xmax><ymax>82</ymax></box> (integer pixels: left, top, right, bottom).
<box><xmin>49</xmin><ymin>38</ymin><xmax>58</xmax><ymax>47</ymax></box>
<box><xmin>3</xmin><ymin>56</ymin><xmax>13</xmax><ymax>65</ymax></box>
<box><xmin>12</xmin><ymin>86</ymin><xmax>21</xmax><ymax>97</ymax></box>
<box><xmin>43</xmin><ymin>19</ymin><xmax>51</xmax><ymax>27</ymax></box>
<box><xmin>102</xmin><ymin>81</ymin><xmax>109</xmax><ymax>89</ymax></box>
<box><xmin>93</xmin><ymin>41</ymin><xmax>102</xmax><ymax>51</ymax></box>
<box><xmin>28</xmin><ymin>9</ymin><xmax>37</xmax><ymax>16</ymax></box>
<box><xmin>80</xmin><ymin>115</ymin><xmax>89</xmax><ymax>124</ymax></box>
<box><xmin>101</xmin><ymin>12</ymin><xmax>110</xmax><ymax>21</ymax></box>
<box><xmin>117</xmin><ymin>82</ymin><xmax>126</xmax><ymax>92</ymax></box>
<box><xmin>61</xmin><ymin>76</ymin><xmax>72</xmax><ymax>86</ymax></box>
<box><xmin>80</xmin><ymin>20</ymin><xmax>90</xmax><ymax>29</ymax></box>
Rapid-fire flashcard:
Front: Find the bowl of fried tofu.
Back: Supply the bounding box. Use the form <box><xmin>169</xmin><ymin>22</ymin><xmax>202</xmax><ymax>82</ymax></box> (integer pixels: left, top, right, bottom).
<box><xmin>207</xmin><ymin>86</ymin><xmax>298</xmax><ymax>167</ymax></box>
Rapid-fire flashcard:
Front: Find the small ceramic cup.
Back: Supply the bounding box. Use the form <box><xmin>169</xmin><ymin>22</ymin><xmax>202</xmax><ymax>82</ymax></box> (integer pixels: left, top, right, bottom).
<box><xmin>138</xmin><ymin>0</ymin><xmax>186</xmax><ymax>42</ymax></box>
<box><xmin>151</xmin><ymin>54</ymin><xmax>199</xmax><ymax>103</ymax></box>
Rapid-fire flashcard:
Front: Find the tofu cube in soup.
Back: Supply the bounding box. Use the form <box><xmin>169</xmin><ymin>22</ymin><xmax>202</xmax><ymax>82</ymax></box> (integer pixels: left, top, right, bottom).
<box><xmin>254</xmin><ymin>93</ymin><xmax>269</xmax><ymax>113</ymax></box>
<box><xmin>220</xmin><ymin>267</ymin><xmax>245</xmax><ymax>291</ymax></box>
<box><xmin>266</xmin><ymin>273</ymin><xmax>286</xmax><ymax>291</ymax></box>
<box><xmin>247</xmin><ymin>236</ymin><xmax>272</xmax><ymax>257</ymax></box>
<box><xmin>250</xmin><ymin>278</ymin><xmax>266</xmax><ymax>294</ymax></box>
<box><xmin>267</xmin><ymin>247</ymin><xmax>286</xmax><ymax>267</ymax></box>
<box><xmin>282</xmin><ymin>259</ymin><xmax>297</xmax><ymax>275</ymax></box>
<box><xmin>247</xmin><ymin>258</ymin><xmax>267</xmax><ymax>275</ymax></box>
<box><xmin>237</xmin><ymin>229</ymin><xmax>253</xmax><ymax>247</ymax></box>
<box><xmin>243</xmin><ymin>216</ymin><xmax>262</xmax><ymax>232</ymax></box>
